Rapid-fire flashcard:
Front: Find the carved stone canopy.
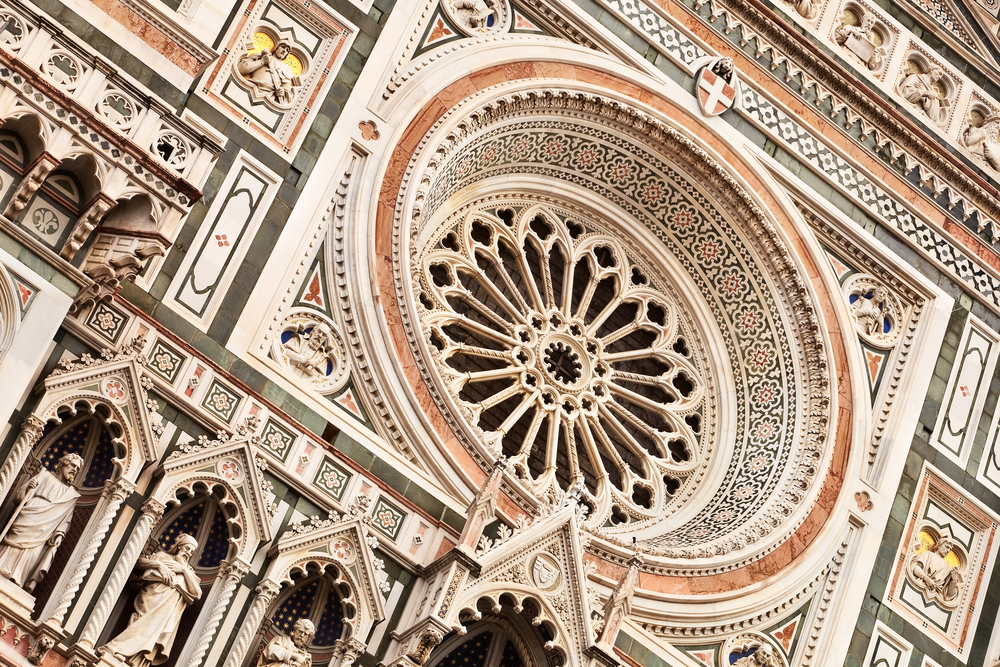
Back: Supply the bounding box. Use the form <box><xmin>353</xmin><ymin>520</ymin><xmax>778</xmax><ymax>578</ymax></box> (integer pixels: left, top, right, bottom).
<box><xmin>157</xmin><ymin>424</ymin><xmax>274</xmax><ymax>561</ymax></box>
<box><xmin>264</xmin><ymin>517</ymin><xmax>387</xmax><ymax>644</ymax></box>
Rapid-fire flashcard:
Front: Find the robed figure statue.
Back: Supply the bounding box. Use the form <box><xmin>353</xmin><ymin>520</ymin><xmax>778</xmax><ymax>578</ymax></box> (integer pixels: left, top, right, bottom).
<box><xmin>102</xmin><ymin>534</ymin><xmax>202</xmax><ymax>667</ymax></box>
<box><xmin>258</xmin><ymin>619</ymin><xmax>315</xmax><ymax>667</ymax></box>
<box><xmin>0</xmin><ymin>453</ymin><xmax>83</xmax><ymax>591</ymax></box>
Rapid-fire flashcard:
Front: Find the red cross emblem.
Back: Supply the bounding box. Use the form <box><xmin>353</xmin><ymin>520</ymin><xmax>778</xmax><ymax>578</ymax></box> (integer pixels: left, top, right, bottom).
<box><xmin>697</xmin><ymin>66</ymin><xmax>738</xmax><ymax>116</ymax></box>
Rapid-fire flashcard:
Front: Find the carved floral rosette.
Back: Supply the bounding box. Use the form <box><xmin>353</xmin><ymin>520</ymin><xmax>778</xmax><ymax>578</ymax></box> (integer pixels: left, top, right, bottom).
<box><xmin>271</xmin><ymin>312</ymin><xmax>349</xmax><ymax>393</ymax></box>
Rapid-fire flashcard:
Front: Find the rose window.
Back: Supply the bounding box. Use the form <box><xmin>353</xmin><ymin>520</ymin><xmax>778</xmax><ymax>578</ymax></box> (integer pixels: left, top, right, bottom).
<box><xmin>416</xmin><ymin>203</ymin><xmax>711</xmax><ymax>528</ymax></box>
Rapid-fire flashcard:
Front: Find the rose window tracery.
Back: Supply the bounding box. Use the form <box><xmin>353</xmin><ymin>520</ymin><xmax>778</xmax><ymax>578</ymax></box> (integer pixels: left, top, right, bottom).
<box><xmin>416</xmin><ymin>203</ymin><xmax>710</xmax><ymax>528</ymax></box>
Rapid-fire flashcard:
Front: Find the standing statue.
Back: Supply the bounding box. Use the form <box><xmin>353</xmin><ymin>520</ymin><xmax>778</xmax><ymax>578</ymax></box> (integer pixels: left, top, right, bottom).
<box><xmin>909</xmin><ymin>536</ymin><xmax>963</xmax><ymax>603</ymax></box>
<box><xmin>237</xmin><ymin>41</ymin><xmax>299</xmax><ymax>106</ymax></box>
<box><xmin>102</xmin><ymin>534</ymin><xmax>202</xmax><ymax>667</ymax></box>
<box><xmin>898</xmin><ymin>67</ymin><xmax>950</xmax><ymax>124</ymax></box>
<box><xmin>258</xmin><ymin>619</ymin><xmax>315</xmax><ymax>667</ymax></box>
<box><xmin>0</xmin><ymin>453</ymin><xmax>83</xmax><ymax>591</ymax></box>
<box><xmin>732</xmin><ymin>645</ymin><xmax>777</xmax><ymax>667</ymax></box>
<box><xmin>961</xmin><ymin>115</ymin><xmax>1000</xmax><ymax>172</ymax></box>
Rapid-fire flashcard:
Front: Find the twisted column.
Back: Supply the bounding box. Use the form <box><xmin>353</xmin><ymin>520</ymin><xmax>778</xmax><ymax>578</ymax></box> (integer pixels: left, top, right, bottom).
<box><xmin>223</xmin><ymin>580</ymin><xmax>281</xmax><ymax>667</ymax></box>
<box><xmin>46</xmin><ymin>478</ymin><xmax>133</xmax><ymax>626</ymax></box>
<box><xmin>0</xmin><ymin>415</ymin><xmax>45</xmax><ymax>501</ymax></box>
<box><xmin>78</xmin><ymin>498</ymin><xmax>165</xmax><ymax>648</ymax></box>
<box><xmin>184</xmin><ymin>559</ymin><xmax>249</xmax><ymax>667</ymax></box>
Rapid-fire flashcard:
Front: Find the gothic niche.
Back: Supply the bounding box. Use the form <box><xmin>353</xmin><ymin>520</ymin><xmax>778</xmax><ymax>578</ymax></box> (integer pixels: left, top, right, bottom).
<box><xmin>415</xmin><ymin>203</ymin><xmax>707</xmax><ymax>532</ymax></box>
<box><xmin>905</xmin><ymin>527</ymin><xmax>965</xmax><ymax>607</ymax></box>
<box><xmin>0</xmin><ymin>411</ymin><xmax>119</xmax><ymax>612</ymax></box>
<box><xmin>272</xmin><ymin>314</ymin><xmax>349</xmax><ymax>393</ymax></box>
<box><xmin>960</xmin><ymin>105</ymin><xmax>1000</xmax><ymax>172</ymax></box>
<box><xmin>251</xmin><ymin>567</ymin><xmax>347</xmax><ymax>667</ymax></box>
<box><xmin>235</xmin><ymin>31</ymin><xmax>305</xmax><ymax>109</ymax></box>
<box><xmin>833</xmin><ymin>6</ymin><xmax>888</xmax><ymax>72</ymax></box>
<box><xmin>897</xmin><ymin>57</ymin><xmax>955</xmax><ymax>125</ymax></box>
<box><xmin>843</xmin><ymin>274</ymin><xmax>903</xmax><ymax>347</ymax></box>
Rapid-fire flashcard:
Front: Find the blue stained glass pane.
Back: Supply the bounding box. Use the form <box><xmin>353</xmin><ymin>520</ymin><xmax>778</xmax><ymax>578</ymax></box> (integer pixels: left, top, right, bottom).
<box><xmin>440</xmin><ymin>631</ymin><xmax>493</xmax><ymax>667</ymax></box>
<box><xmin>159</xmin><ymin>501</ymin><xmax>205</xmax><ymax>552</ymax></box>
<box><xmin>198</xmin><ymin>504</ymin><xmax>231</xmax><ymax>568</ymax></box>
<box><xmin>82</xmin><ymin>425</ymin><xmax>115</xmax><ymax>488</ymax></box>
<box><xmin>40</xmin><ymin>421</ymin><xmax>91</xmax><ymax>471</ymax></box>
<box><xmin>273</xmin><ymin>579</ymin><xmax>320</xmax><ymax>634</ymax></box>
<box><xmin>313</xmin><ymin>581</ymin><xmax>344</xmax><ymax>646</ymax></box>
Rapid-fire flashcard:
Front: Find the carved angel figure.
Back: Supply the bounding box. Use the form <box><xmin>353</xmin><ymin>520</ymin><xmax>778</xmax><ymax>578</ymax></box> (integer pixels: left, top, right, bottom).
<box><xmin>282</xmin><ymin>323</ymin><xmax>337</xmax><ymax>379</ymax></box>
<box><xmin>732</xmin><ymin>646</ymin><xmax>778</xmax><ymax>667</ymax></box>
<box><xmin>908</xmin><ymin>536</ymin><xmax>963</xmax><ymax>603</ymax></box>
<box><xmin>237</xmin><ymin>41</ymin><xmax>299</xmax><ymax>106</ymax></box>
<box><xmin>258</xmin><ymin>619</ymin><xmax>315</xmax><ymax>667</ymax></box>
<box><xmin>898</xmin><ymin>67</ymin><xmax>950</xmax><ymax>124</ymax></box>
<box><xmin>101</xmin><ymin>534</ymin><xmax>202</xmax><ymax>667</ymax></box>
<box><xmin>850</xmin><ymin>285</ymin><xmax>888</xmax><ymax>337</ymax></box>
<box><xmin>961</xmin><ymin>115</ymin><xmax>1000</xmax><ymax>172</ymax></box>
<box><xmin>453</xmin><ymin>0</ymin><xmax>496</xmax><ymax>27</ymax></box>
<box><xmin>0</xmin><ymin>453</ymin><xmax>82</xmax><ymax>591</ymax></box>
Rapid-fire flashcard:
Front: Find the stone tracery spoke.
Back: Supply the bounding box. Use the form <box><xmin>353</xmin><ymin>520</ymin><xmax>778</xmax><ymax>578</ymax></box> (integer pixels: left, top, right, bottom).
<box><xmin>418</xmin><ymin>204</ymin><xmax>707</xmax><ymax>525</ymax></box>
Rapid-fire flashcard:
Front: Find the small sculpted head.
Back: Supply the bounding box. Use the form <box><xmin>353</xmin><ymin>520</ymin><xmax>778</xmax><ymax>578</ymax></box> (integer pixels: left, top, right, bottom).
<box><xmin>58</xmin><ymin>453</ymin><xmax>84</xmax><ymax>484</ymax></box>
<box><xmin>171</xmin><ymin>533</ymin><xmax>199</xmax><ymax>562</ymax></box>
<box><xmin>291</xmin><ymin>618</ymin><xmax>315</xmax><ymax>648</ymax></box>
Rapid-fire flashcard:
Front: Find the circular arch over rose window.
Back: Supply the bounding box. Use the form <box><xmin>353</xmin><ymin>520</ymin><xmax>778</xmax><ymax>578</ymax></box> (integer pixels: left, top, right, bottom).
<box><xmin>390</xmin><ymin>88</ymin><xmax>835</xmax><ymax>566</ymax></box>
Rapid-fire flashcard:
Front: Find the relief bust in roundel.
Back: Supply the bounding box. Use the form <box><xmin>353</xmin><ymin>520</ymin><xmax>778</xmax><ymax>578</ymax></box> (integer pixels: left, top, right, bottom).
<box><xmin>398</xmin><ymin>90</ymin><xmax>831</xmax><ymax>563</ymax></box>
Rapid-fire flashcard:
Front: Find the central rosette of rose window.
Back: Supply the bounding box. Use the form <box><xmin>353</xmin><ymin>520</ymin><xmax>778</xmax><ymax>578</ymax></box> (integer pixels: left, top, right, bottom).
<box><xmin>416</xmin><ymin>202</ymin><xmax>711</xmax><ymax>532</ymax></box>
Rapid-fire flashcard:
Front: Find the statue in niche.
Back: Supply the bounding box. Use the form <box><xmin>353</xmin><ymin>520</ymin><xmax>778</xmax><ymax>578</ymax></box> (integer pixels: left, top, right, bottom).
<box><xmin>731</xmin><ymin>646</ymin><xmax>778</xmax><ymax>667</ymax></box>
<box><xmin>258</xmin><ymin>619</ymin><xmax>315</xmax><ymax>667</ymax></box>
<box><xmin>237</xmin><ymin>41</ymin><xmax>300</xmax><ymax>106</ymax></box>
<box><xmin>898</xmin><ymin>66</ymin><xmax>950</xmax><ymax>124</ymax></box>
<box><xmin>850</xmin><ymin>284</ymin><xmax>889</xmax><ymax>337</ymax></box>
<box><xmin>282</xmin><ymin>322</ymin><xmax>338</xmax><ymax>380</ymax></box>
<box><xmin>908</xmin><ymin>536</ymin><xmax>963</xmax><ymax>603</ymax></box>
<box><xmin>961</xmin><ymin>114</ymin><xmax>1000</xmax><ymax>172</ymax></box>
<box><xmin>101</xmin><ymin>534</ymin><xmax>202</xmax><ymax>667</ymax></box>
<box><xmin>0</xmin><ymin>453</ymin><xmax>82</xmax><ymax>591</ymax></box>
<box><xmin>834</xmin><ymin>14</ymin><xmax>884</xmax><ymax>71</ymax></box>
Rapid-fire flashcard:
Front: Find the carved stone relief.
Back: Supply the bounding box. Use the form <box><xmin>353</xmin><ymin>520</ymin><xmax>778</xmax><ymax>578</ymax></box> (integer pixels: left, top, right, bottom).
<box><xmin>843</xmin><ymin>274</ymin><xmax>904</xmax><ymax>347</ymax></box>
<box><xmin>722</xmin><ymin>633</ymin><xmax>787</xmax><ymax>667</ymax></box>
<box><xmin>442</xmin><ymin>0</ymin><xmax>511</xmax><ymax>35</ymax></box>
<box><xmin>959</xmin><ymin>105</ymin><xmax>1000</xmax><ymax>172</ymax></box>
<box><xmin>904</xmin><ymin>528</ymin><xmax>964</xmax><ymax>607</ymax></box>
<box><xmin>896</xmin><ymin>55</ymin><xmax>956</xmax><ymax>126</ymax></box>
<box><xmin>235</xmin><ymin>36</ymin><xmax>303</xmax><ymax>109</ymax></box>
<box><xmin>271</xmin><ymin>314</ymin><xmax>349</xmax><ymax>393</ymax></box>
<box><xmin>833</xmin><ymin>5</ymin><xmax>888</xmax><ymax>73</ymax></box>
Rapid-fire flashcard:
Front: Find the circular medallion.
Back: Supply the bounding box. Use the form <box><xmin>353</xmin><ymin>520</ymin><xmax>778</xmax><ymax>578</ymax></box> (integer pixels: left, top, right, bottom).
<box><xmin>528</xmin><ymin>552</ymin><xmax>562</xmax><ymax>592</ymax></box>
<box><xmin>101</xmin><ymin>376</ymin><xmax>129</xmax><ymax>404</ymax></box>
<box><xmin>330</xmin><ymin>537</ymin><xmax>357</xmax><ymax>565</ymax></box>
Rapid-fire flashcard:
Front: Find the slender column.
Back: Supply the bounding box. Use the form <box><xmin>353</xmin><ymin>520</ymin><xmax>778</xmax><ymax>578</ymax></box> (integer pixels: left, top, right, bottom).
<box><xmin>222</xmin><ymin>580</ymin><xmax>281</xmax><ymax>667</ymax></box>
<box><xmin>46</xmin><ymin>478</ymin><xmax>133</xmax><ymax>626</ymax></box>
<box><xmin>78</xmin><ymin>498</ymin><xmax>165</xmax><ymax>648</ymax></box>
<box><xmin>184</xmin><ymin>559</ymin><xmax>249</xmax><ymax>667</ymax></box>
<box><xmin>0</xmin><ymin>415</ymin><xmax>45</xmax><ymax>501</ymax></box>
